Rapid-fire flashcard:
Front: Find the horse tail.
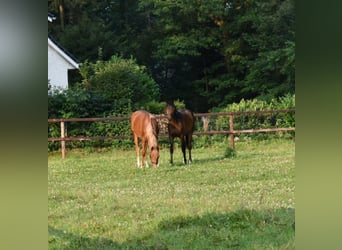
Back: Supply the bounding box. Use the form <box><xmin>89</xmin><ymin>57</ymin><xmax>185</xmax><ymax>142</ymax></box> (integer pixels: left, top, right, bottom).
<box><xmin>188</xmin><ymin>110</ymin><xmax>195</xmax><ymax>132</ymax></box>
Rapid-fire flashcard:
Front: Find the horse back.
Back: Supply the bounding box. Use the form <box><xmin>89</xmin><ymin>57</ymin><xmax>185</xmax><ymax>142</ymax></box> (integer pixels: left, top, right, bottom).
<box><xmin>180</xmin><ymin>109</ymin><xmax>195</xmax><ymax>132</ymax></box>
<box><xmin>131</xmin><ymin>110</ymin><xmax>149</xmax><ymax>137</ymax></box>
<box><xmin>131</xmin><ymin>110</ymin><xmax>159</xmax><ymax>138</ymax></box>
<box><xmin>168</xmin><ymin>109</ymin><xmax>194</xmax><ymax>136</ymax></box>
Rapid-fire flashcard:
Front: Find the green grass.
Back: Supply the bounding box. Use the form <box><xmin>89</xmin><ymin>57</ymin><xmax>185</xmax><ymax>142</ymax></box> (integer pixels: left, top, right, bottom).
<box><xmin>48</xmin><ymin>139</ymin><xmax>295</xmax><ymax>249</ymax></box>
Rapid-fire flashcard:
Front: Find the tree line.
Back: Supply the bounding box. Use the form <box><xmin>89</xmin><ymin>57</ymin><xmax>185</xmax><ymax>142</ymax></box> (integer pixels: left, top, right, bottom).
<box><xmin>48</xmin><ymin>0</ymin><xmax>294</xmax><ymax>113</ymax></box>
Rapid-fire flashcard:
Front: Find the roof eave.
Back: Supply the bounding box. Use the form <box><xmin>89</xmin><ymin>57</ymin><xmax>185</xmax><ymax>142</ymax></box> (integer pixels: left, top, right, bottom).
<box><xmin>48</xmin><ymin>38</ymin><xmax>79</xmax><ymax>69</ymax></box>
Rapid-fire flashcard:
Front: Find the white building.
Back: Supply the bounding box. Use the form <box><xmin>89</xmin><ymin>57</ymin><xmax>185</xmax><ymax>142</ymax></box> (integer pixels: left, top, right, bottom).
<box><xmin>48</xmin><ymin>14</ymin><xmax>79</xmax><ymax>89</ymax></box>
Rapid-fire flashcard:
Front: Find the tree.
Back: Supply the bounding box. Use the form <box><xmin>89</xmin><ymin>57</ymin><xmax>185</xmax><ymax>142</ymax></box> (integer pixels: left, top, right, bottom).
<box><xmin>48</xmin><ymin>0</ymin><xmax>149</xmax><ymax>62</ymax></box>
<box><xmin>48</xmin><ymin>0</ymin><xmax>295</xmax><ymax>112</ymax></box>
<box><xmin>143</xmin><ymin>0</ymin><xmax>294</xmax><ymax>109</ymax></box>
<box><xmin>240</xmin><ymin>0</ymin><xmax>295</xmax><ymax>101</ymax></box>
<box><xmin>138</xmin><ymin>0</ymin><xmax>228</xmax><ymax>111</ymax></box>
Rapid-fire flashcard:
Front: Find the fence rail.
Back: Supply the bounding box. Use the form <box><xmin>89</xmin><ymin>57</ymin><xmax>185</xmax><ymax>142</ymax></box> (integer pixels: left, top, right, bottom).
<box><xmin>48</xmin><ymin>109</ymin><xmax>295</xmax><ymax>159</ymax></box>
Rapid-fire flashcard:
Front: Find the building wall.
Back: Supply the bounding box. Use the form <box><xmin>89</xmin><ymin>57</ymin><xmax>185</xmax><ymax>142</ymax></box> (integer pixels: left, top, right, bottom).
<box><xmin>48</xmin><ymin>44</ymin><xmax>76</xmax><ymax>89</ymax></box>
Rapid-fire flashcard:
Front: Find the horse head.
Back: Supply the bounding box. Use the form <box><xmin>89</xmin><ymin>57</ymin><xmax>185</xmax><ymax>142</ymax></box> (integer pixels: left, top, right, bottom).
<box><xmin>150</xmin><ymin>145</ymin><xmax>160</xmax><ymax>167</ymax></box>
<box><xmin>165</xmin><ymin>101</ymin><xmax>176</xmax><ymax>120</ymax></box>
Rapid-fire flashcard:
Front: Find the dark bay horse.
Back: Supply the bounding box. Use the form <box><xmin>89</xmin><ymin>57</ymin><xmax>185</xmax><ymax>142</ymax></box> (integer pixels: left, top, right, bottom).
<box><xmin>165</xmin><ymin>101</ymin><xmax>195</xmax><ymax>165</ymax></box>
<box><xmin>131</xmin><ymin>110</ymin><xmax>160</xmax><ymax>168</ymax></box>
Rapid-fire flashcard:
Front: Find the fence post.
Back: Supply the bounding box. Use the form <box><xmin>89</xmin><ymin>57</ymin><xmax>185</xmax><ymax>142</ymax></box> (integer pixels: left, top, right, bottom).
<box><xmin>61</xmin><ymin>121</ymin><xmax>66</xmax><ymax>159</ymax></box>
<box><xmin>229</xmin><ymin>114</ymin><xmax>235</xmax><ymax>149</ymax></box>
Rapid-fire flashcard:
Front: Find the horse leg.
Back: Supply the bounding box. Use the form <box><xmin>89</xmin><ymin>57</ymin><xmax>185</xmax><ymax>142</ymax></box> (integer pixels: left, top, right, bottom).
<box><xmin>134</xmin><ymin>134</ymin><xmax>141</xmax><ymax>167</ymax></box>
<box><xmin>141</xmin><ymin>139</ymin><xmax>149</xmax><ymax>168</ymax></box>
<box><xmin>181</xmin><ymin>135</ymin><xmax>187</xmax><ymax>164</ymax></box>
<box><xmin>169</xmin><ymin>136</ymin><xmax>174</xmax><ymax>164</ymax></box>
<box><xmin>186</xmin><ymin>134</ymin><xmax>193</xmax><ymax>164</ymax></box>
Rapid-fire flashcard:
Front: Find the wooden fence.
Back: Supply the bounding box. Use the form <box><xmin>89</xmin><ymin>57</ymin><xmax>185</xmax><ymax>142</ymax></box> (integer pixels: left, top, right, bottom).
<box><xmin>48</xmin><ymin>109</ymin><xmax>295</xmax><ymax>159</ymax></box>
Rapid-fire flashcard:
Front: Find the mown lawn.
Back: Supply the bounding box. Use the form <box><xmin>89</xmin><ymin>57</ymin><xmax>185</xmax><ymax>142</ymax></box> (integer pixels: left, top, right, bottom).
<box><xmin>48</xmin><ymin>138</ymin><xmax>295</xmax><ymax>249</ymax></box>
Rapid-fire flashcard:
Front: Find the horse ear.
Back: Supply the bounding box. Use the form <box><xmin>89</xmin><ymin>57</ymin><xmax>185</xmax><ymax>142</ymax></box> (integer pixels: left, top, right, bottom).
<box><xmin>166</xmin><ymin>100</ymin><xmax>174</xmax><ymax>105</ymax></box>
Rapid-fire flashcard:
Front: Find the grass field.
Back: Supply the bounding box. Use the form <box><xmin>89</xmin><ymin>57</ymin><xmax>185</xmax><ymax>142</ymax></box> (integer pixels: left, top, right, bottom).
<box><xmin>48</xmin><ymin>138</ymin><xmax>295</xmax><ymax>249</ymax></box>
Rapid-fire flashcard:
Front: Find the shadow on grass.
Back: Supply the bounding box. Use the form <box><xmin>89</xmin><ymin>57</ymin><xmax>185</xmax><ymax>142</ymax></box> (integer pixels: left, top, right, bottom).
<box><xmin>49</xmin><ymin>208</ymin><xmax>294</xmax><ymax>249</ymax></box>
<box><xmin>161</xmin><ymin>155</ymin><xmax>228</xmax><ymax>169</ymax></box>
<box><xmin>151</xmin><ymin>208</ymin><xmax>295</xmax><ymax>249</ymax></box>
<box><xmin>48</xmin><ymin>226</ymin><xmax>122</xmax><ymax>249</ymax></box>
<box><xmin>191</xmin><ymin>155</ymin><xmax>228</xmax><ymax>165</ymax></box>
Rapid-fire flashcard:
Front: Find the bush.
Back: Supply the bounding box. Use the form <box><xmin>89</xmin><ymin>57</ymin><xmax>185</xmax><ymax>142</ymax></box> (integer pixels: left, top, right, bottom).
<box><xmin>79</xmin><ymin>55</ymin><xmax>160</xmax><ymax>111</ymax></box>
<box><xmin>143</xmin><ymin>101</ymin><xmax>167</xmax><ymax>114</ymax></box>
<box><xmin>210</xmin><ymin>94</ymin><xmax>295</xmax><ymax>140</ymax></box>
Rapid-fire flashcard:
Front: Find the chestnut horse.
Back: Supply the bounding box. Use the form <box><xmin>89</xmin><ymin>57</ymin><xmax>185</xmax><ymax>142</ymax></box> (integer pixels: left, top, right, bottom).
<box><xmin>165</xmin><ymin>101</ymin><xmax>195</xmax><ymax>165</ymax></box>
<box><xmin>131</xmin><ymin>110</ymin><xmax>160</xmax><ymax>168</ymax></box>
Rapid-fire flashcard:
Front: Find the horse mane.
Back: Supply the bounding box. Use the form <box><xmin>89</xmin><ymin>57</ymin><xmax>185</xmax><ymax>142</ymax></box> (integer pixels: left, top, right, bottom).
<box><xmin>174</xmin><ymin>109</ymin><xmax>183</xmax><ymax>121</ymax></box>
<box><xmin>150</xmin><ymin>116</ymin><xmax>159</xmax><ymax>138</ymax></box>
<box><xmin>172</xmin><ymin>106</ymin><xmax>194</xmax><ymax>125</ymax></box>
